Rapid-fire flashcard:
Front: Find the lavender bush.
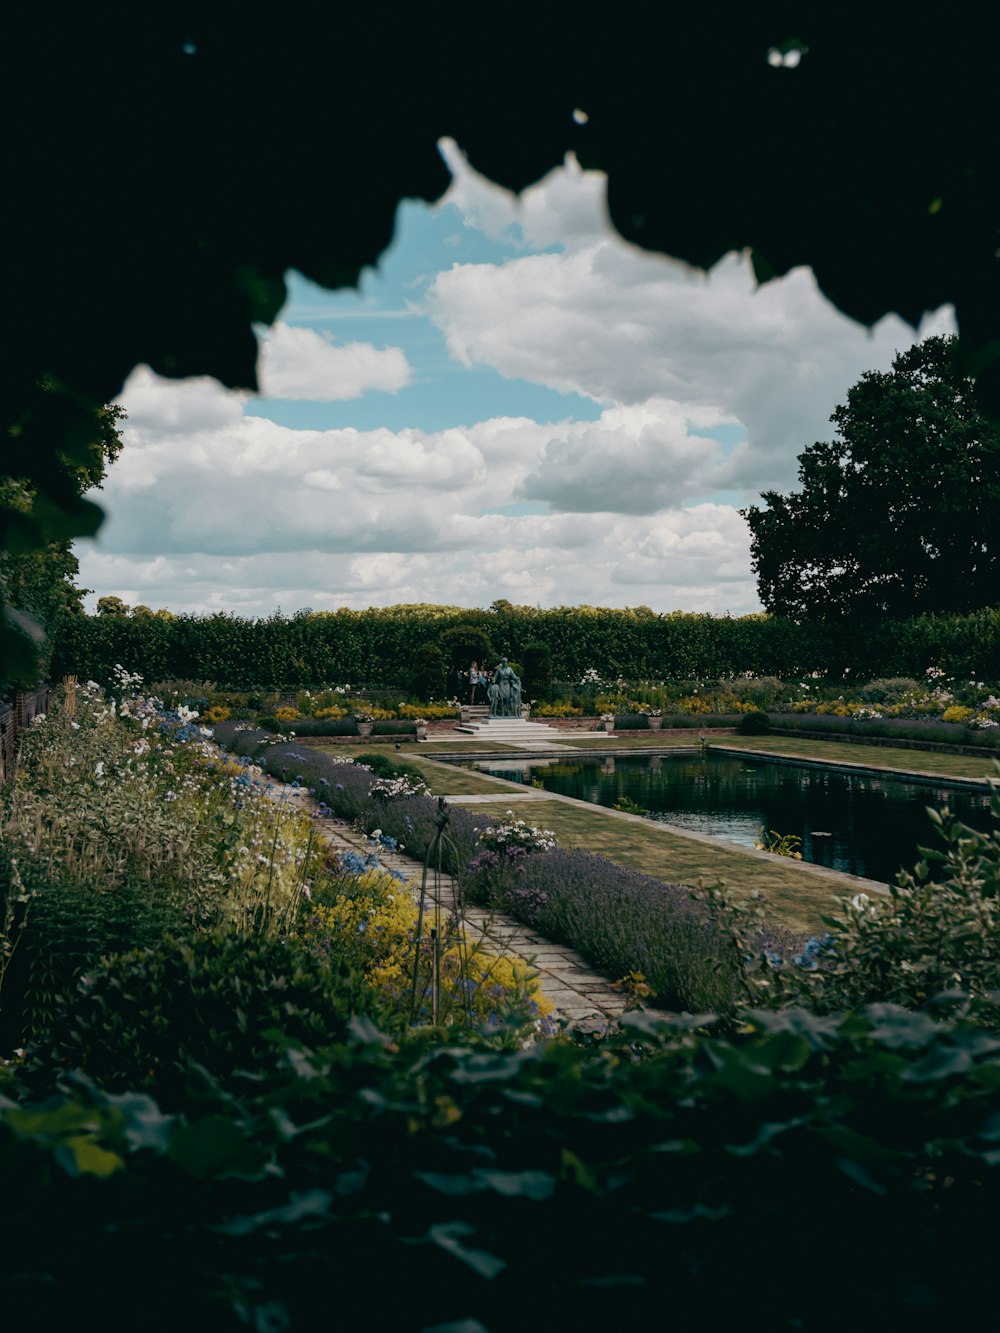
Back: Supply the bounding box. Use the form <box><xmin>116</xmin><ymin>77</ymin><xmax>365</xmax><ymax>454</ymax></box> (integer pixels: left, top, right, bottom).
<box><xmin>769</xmin><ymin>712</ymin><xmax>1000</xmax><ymax>749</ymax></box>
<box><xmin>467</xmin><ymin>847</ymin><xmax>737</xmax><ymax>1011</ymax></box>
<box><xmin>216</xmin><ymin>728</ymin><xmax>741</xmax><ymax>1010</ymax></box>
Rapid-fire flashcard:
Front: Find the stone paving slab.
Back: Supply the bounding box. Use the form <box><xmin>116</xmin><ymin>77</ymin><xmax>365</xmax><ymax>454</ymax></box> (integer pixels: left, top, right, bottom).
<box><xmin>271</xmin><ymin>782</ymin><xmax>668</xmax><ymax>1028</ymax></box>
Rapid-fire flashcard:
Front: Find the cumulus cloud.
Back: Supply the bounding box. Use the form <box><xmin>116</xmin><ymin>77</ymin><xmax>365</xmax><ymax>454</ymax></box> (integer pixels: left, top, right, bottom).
<box><xmin>429</xmin><ymin>152</ymin><xmax>957</xmax><ymax>499</ymax></box>
<box><xmin>78</xmin><ymin>151</ymin><xmax>954</xmax><ymax>621</ymax></box>
<box><xmin>256</xmin><ymin>321</ymin><xmax>411</xmax><ymax>400</ymax></box>
<box><xmin>439</xmin><ymin>139</ymin><xmax>610</xmax><ymax>252</ymax></box>
<box><xmin>517</xmin><ymin>401</ymin><xmax>722</xmax><ymax>513</ymax></box>
<box><xmin>79</xmin><ymin>366</ymin><xmax>759</xmax><ymax>616</ymax></box>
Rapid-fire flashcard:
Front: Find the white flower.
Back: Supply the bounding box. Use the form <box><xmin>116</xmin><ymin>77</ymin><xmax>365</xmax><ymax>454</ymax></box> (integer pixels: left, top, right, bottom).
<box><xmin>94</xmin><ymin>761</ymin><xmax>105</xmax><ymax>778</ymax></box>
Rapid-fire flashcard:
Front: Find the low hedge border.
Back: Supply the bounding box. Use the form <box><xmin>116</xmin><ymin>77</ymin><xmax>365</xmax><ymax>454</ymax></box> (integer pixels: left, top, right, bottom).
<box><xmin>765</xmin><ymin>712</ymin><xmax>1000</xmax><ymax>754</ymax></box>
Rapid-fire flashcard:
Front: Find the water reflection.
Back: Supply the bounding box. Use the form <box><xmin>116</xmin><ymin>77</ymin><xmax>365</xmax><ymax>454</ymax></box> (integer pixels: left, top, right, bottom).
<box><xmin>473</xmin><ymin>753</ymin><xmax>993</xmax><ymax>884</ymax></box>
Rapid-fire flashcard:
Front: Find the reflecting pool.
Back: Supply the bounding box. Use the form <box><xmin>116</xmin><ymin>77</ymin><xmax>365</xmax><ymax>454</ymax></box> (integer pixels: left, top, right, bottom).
<box><xmin>469</xmin><ymin>753</ymin><xmax>994</xmax><ymax>884</ymax></box>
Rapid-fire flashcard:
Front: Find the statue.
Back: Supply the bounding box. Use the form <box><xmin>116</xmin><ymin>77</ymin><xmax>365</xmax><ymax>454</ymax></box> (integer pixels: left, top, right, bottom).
<box><xmin>490</xmin><ymin>658</ymin><xmax>521</xmax><ymax>717</ymax></box>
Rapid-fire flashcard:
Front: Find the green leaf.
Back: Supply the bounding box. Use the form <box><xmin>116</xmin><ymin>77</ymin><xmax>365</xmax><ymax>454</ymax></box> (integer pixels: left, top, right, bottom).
<box><xmin>167</xmin><ymin>1115</ymin><xmax>271</xmax><ymax>1180</ymax></box>
<box><xmin>108</xmin><ymin>1091</ymin><xmax>175</xmax><ymax>1153</ymax></box>
<box><xmin>423</xmin><ymin>1222</ymin><xmax>507</xmax><ymax>1280</ymax></box>
<box><xmin>474</xmin><ymin>1169</ymin><xmax>555</xmax><ymax>1201</ymax></box>
<box><xmin>900</xmin><ymin>1044</ymin><xmax>973</xmax><ymax>1083</ymax></box>
<box><xmin>56</xmin><ymin>1135</ymin><xmax>124</xmax><ymax>1178</ymax></box>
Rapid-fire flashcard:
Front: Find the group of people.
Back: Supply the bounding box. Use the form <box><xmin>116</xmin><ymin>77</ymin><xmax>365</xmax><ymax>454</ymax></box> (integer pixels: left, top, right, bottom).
<box><xmin>448</xmin><ymin>658</ymin><xmax>523</xmax><ymax>717</ymax></box>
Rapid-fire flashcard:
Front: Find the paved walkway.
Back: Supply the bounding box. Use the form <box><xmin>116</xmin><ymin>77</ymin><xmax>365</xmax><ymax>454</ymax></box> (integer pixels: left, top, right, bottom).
<box><xmin>272</xmin><ymin>781</ymin><xmax>661</xmax><ymax>1029</ymax></box>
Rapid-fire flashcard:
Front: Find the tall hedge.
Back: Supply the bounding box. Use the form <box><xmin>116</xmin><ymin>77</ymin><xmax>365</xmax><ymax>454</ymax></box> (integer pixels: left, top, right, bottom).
<box><xmin>51</xmin><ymin>604</ymin><xmax>1000</xmax><ymax>689</ymax></box>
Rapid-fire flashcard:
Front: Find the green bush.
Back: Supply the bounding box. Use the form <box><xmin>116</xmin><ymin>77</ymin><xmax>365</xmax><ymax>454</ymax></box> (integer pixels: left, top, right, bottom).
<box><xmin>256</xmin><ymin>715</ymin><xmax>360</xmax><ymax>736</ymax></box>
<box><xmin>52</xmin><ymin>602</ymin><xmax>1000</xmax><ymax>690</ymax></box>
<box><xmin>6</xmin><ymin>1005</ymin><xmax>1000</xmax><ymax>1330</ymax></box>
<box><xmin>613</xmin><ymin>712</ymin><xmax>650</xmax><ymax>729</ymax></box>
<box><xmin>353</xmin><ymin>751</ymin><xmax>427</xmax><ymax>786</ymax></box>
<box><xmin>739</xmin><ymin>709</ymin><xmax>771</xmax><ymax>735</ymax></box>
<box><xmin>410</xmin><ymin>641</ymin><xmax>446</xmax><ymax>702</ymax></box>
<box><xmin>20</xmin><ymin>930</ymin><xmax>361</xmax><ymax>1105</ymax></box>
<box><xmin>371</xmin><ymin>719</ymin><xmax>416</xmax><ymax>735</ymax></box>
<box><xmin>708</xmin><ymin>777</ymin><xmax>1000</xmax><ymax>1018</ymax></box>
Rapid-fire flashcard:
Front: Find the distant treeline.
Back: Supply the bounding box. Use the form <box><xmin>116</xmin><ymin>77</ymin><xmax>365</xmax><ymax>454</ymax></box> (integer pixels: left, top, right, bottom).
<box><xmin>51</xmin><ymin>604</ymin><xmax>1000</xmax><ymax>690</ymax></box>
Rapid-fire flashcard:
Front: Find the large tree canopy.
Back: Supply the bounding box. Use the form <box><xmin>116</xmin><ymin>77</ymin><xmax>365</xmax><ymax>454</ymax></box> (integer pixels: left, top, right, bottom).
<box><xmin>4</xmin><ymin>10</ymin><xmax>1000</xmax><ymax>679</ymax></box>
<box><xmin>742</xmin><ymin>336</ymin><xmax>1000</xmax><ymax>622</ymax></box>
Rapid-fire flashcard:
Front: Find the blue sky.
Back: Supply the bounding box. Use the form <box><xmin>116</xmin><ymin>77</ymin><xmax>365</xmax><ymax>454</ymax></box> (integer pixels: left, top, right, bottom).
<box><xmin>76</xmin><ymin>141</ymin><xmax>954</xmax><ymax>617</ymax></box>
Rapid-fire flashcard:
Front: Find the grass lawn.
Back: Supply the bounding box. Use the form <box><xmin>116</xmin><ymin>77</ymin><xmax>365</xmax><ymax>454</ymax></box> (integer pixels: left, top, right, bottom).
<box><xmin>406</xmin><ymin>758</ymin><xmax>875</xmax><ymax>936</ymax></box>
<box><xmin>708</xmin><ymin>734</ymin><xmax>999</xmax><ymax>782</ymax></box>
<box><xmin>305</xmin><ymin>735</ymin><xmax>996</xmax><ymax>936</ymax></box>
<box><xmin>555</xmin><ymin>732</ymin><xmax>707</xmax><ymax>749</ymax></box>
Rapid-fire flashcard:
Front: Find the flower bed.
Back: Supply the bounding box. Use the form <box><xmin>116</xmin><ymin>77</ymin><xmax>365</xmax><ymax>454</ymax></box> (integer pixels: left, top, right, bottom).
<box><xmin>217</xmin><ymin>728</ymin><xmax>738</xmax><ymax>1010</ymax></box>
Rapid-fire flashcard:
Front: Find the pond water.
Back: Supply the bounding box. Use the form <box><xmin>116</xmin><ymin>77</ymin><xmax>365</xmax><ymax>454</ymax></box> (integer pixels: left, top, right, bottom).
<box><xmin>469</xmin><ymin>753</ymin><xmax>995</xmax><ymax>884</ymax></box>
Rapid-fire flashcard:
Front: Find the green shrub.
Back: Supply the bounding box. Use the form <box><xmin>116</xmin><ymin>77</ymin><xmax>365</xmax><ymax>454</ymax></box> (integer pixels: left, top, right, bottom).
<box><xmin>858</xmin><ymin>677</ymin><xmax>924</xmax><ymax>705</ymax></box>
<box><xmin>410</xmin><ymin>642</ymin><xmax>446</xmax><ymax>702</ymax></box>
<box><xmin>613</xmin><ymin>713</ymin><xmax>650</xmax><ymax>730</ymax></box>
<box><xmin>7</xmin><ymin>1004</ymin><xmax>1000</xmax><ymax>1330</ymax></box>
<box><xmin>707</xmin><ymin>777</ymin><xmax>1000</xmax><ymax>1018</ymax></box>
<box><xmin>353</xmin><ymin>751</ymin><xmax>427</xmax><ymax>786</ymax></box>
<box><xmin>371</xmin><ymin>719</ymin><xmax>416</xmax><ymax>736</ymax></box>
<box><xmin>20</xmin><ymin>930</ymin><xmax>361</xmax><ymax>1105</ymax></box>
<box><xmin>739</xmin><ymin>710</ymin><xmax>771</xmax><ymax>735</ymax></box>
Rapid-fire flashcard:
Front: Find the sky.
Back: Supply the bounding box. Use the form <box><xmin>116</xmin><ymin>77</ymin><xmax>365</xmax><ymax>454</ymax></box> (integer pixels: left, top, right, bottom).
<box><xmin>76</xmin><ymin>140</ymin><xmax>956</xmax><ymax>618</ymax></box>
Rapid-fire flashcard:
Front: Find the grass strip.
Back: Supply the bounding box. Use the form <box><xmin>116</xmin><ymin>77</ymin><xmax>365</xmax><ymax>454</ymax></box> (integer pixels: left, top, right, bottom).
<box><xmin>409</xmin><ymin>763</ymin><xmax>862</xmax><ymax>935</ymax></box>
<box><xmin>708</xmin><ymin>735</ymin><xmax>999</xmax><ymax>782</ymax></box>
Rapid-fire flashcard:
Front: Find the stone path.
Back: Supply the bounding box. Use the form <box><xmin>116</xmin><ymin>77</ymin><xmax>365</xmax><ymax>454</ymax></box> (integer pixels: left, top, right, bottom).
<box><xmin>271</xmin><ymin>781</ymin><xmax>664</xmax><ymax>1030</ymax></box>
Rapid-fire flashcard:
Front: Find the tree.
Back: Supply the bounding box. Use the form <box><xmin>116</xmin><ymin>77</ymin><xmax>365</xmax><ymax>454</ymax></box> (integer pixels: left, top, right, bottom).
<box><xmin>1</xmin><ymin>400</ymin><xmax>124</xmax><ymax>678</ymax></box>
<box><xmin>439</xmin><ymin>624</ymin><xmax>495</xmax><ymax>671</ymax></box>
<box><xmin>742</xmin><ymin>336</ymin><xmax>1000</xmax><ymax>622</ymax></box>
<box><xmin>410</xmin><ymin>643</ymin><xmax>446</xmax><ymax>703</ymax></box>
<box><xmin>521</xmin><ymin>642</ymin><xmax>554</xmax><ymax>702</ymax></box>
<box><xmin>95</xmin><ymin>595</ymin><xmax>131</xmax><ymax>617</ymax></box>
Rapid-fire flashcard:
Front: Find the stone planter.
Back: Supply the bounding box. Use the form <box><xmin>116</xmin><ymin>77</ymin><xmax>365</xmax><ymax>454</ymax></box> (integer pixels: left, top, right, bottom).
<box><xmin>647</xmin><ymin>715</ymin><xmax>663</xmax><ymax>730</ymax></box>
<box><xmin>415</xmin><ymin>725</ymin><xmax>428</xmax><ymax>740</ymax></box>
<box><xmin>356</xmin><ymin>721</ymin><xmax>373</xmax><ymax>737</ymax></box>
<box><xmin>602</xmin><ymin>720</ymin><xmax>615</xmax><ymax>733</ymax></box>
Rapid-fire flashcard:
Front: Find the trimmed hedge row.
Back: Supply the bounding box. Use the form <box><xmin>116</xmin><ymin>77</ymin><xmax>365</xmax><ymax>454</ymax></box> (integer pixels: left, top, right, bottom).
<box><xmin>765</xmin><ymin>712</ymin><xmax>1000</xmax><ymax>752</ymax></box>
<box><xmin>52</xmin><ymin>603</ymin><xmax>1000</xmax><ymax>689</ymax></box>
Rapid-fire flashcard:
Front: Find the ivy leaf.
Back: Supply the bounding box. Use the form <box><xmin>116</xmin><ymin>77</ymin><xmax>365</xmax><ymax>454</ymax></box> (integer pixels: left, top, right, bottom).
<box><xmin>422</xmin><ymin>1222</ymin><xmax>507</xmax><ymax>1280</ymax></box>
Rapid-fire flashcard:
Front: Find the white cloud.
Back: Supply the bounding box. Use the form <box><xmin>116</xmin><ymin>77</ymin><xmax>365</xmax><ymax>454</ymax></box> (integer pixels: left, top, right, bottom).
<box><xmin>428</xmin><ymin>153</ymin><xmax>957</xmax><ymax>499</ymax></box>
<box><xmin>78</xmin><ymin>152</ymin><xmax>957</xmax><ymax>623</ymax></box>
<box><xmin>439</xmin><ymin>139</ymin><xmax>610</xmax><ymax>252</ymax></box>
<box><xmin>79</xmin><ymin>367</ymin><xmax>760</xmax><ymax>617</ymax></box>
<box><xmin>256</xmin><ymin>321</ymin><xmax>411</xmax><ymax>400</ymax></box>
<box><xmin>517</xmin><ymin>401</ymin><xmax>722</xmax><ymax>513</ymax></box>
